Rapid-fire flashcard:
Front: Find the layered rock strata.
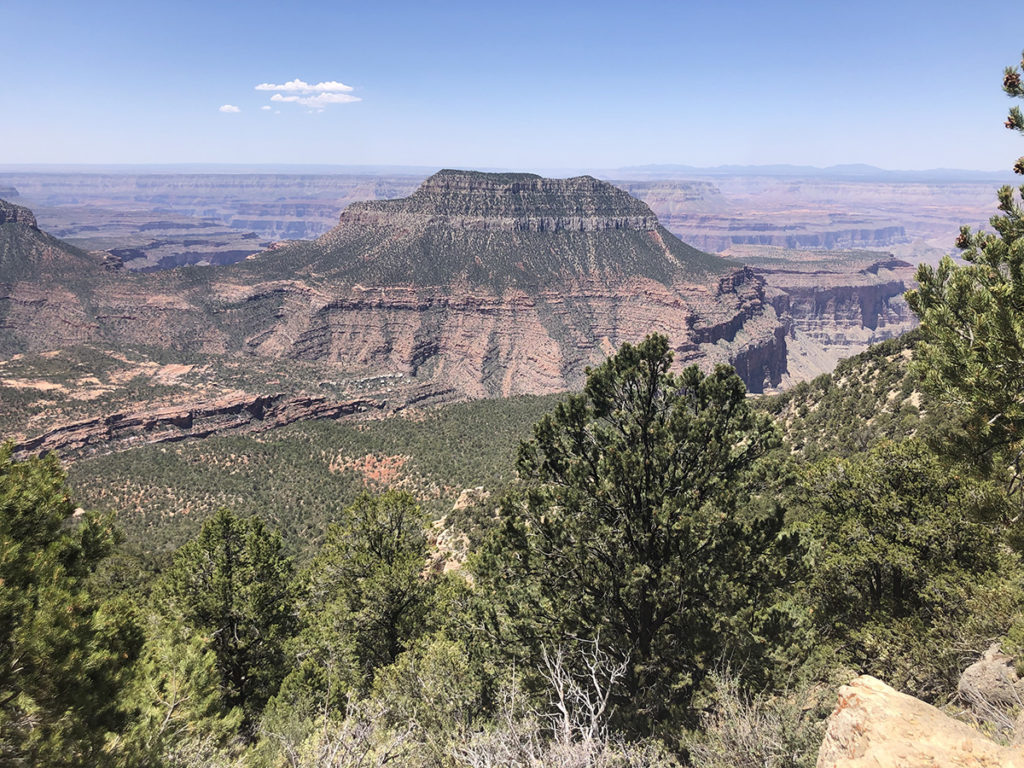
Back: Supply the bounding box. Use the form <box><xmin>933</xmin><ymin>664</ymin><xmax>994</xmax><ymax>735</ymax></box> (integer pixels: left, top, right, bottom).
<box><xmin>1</xmin><ymin>173</ymin><xmax>793</xmax><ymax>398</ymax></box>
<box><xmin>11</xmin><ymin>392</ymin><xmax>387</xmax><ymax>459</ymax></box>
<box><xmin>753</xmin><ymin>258</ymin><xmax>918</xmax><ymax>388</ymax></box>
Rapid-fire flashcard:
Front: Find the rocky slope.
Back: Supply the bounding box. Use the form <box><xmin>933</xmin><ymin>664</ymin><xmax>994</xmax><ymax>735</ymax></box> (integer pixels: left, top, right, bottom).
<box><xmin>0</xmin><ymin>199</ymin><xmax>38</xmax><ymax>227</ymax></box>
<box><xmin>0</xmin><ymin>173</ymin><xmax>793</xmax><ymax>401</ymax></box>
<box><xmin>0</xmin><ymin>199</ymin><xmax>121</xmax><ymax>284</ymax></box>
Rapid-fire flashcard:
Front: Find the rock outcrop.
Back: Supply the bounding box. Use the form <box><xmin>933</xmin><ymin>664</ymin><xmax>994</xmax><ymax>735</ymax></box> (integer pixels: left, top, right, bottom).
<box><xmin>959</xmin><ymin>644</ymin><xmax>1024</xmax><ymax>710</ymax></box>
<box><xmin>817</xmin><ymin>675</ymin><xmax>1024</xmax><ymax>768</ymax></box>
<box><xmin>0</xmin><ymin>199</ymin><xmax>37</xmax><ymax>228</ymax></box>
<box><xmin>11</xmin><ymin>392</ymin><xmax>387</xmax><ymax>460</ymax></box>
<box><xmin>754</xmin><ymin>258</ymin><xmax>919</xmax><ymax>388</ymax></box>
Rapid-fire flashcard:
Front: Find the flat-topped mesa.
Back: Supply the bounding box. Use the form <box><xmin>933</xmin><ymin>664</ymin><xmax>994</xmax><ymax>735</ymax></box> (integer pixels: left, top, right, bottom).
<box><xmin>302</xmin><ymin>169</ymin><xmax>733</xmax><ymax>289</ymax></box>
<box><xmin>339</xmin><ymin>169</ymin><xmax>661</xmax><ymax>233</ymax></box>
<box><xmin>0</xmin><ymin>199</ymin><xmax>38</xmax><ymax>229</ymax></box>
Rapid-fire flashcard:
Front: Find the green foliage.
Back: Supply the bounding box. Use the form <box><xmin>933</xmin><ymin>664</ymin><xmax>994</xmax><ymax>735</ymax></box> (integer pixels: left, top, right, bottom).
<box><xmin>0</xmin><ymin>443</ymin><xmax>141</xmax><ymax>766</ymax></box>
<box><xmin>1004</xmin><ymin>50</ymin><xmax>1024</xmax><ymax>172</ymax></box>
<box><xmin>792</xmin><ymin>440</ymin><xmax>1024</xmax><ymax>696</ymax></box>
<box><xmin>162</xmin><ymin>509</ymin><xmax>295</xmax><ymax>730</ymax></box>
<box><xmin>303</xmin><ymin>491</ymin><xmax>433</xmax><ymax>681</ymax></box>
<box><xmin>476</xmin><ymin>334</ymin><xmax>789</xmax><ymax>734</ymax></box>
<box><xmin>20</xmin><ymin>60</ymin><xmax>1024</xmax><ymax>755</ymax></box>
<box><xmin>113</xmin><ymin>615</ymin><xmax>243</xmax><ymax>768</ymax></box>
<box><xmin>273</xmin><ymin>490</ymin><xmax>438</xmax><ymax>730</ymax></box>
<box><xmin>68</xmin><ymin>393</ymin><xmax>561</xmax><ymax>558</ymax></box>
<box><xmin>906</xmin><ymin>50</ymin><xmax>1024</xmax><ymax>505</ymax></box>
<box><xmin>258</xmin><ymin>695</ymin><xmax>413</xmax><ymax>768</ymax></box>
<box><xmin>371</xmin><ymin>635</ymin><xmax>485</xmax><ymax>764</ymax></box>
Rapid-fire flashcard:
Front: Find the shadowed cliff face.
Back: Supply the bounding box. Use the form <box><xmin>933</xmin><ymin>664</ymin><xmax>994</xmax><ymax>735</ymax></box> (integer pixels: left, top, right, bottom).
<box><xmin>751</xmin><ymin>258</ymin><xmax>918</xmax><ymax>388</ymax></box>
<box><xmin>0</xmin><ymin>173</ymin><xmax>792</xmax><ymax>402</ymax></box>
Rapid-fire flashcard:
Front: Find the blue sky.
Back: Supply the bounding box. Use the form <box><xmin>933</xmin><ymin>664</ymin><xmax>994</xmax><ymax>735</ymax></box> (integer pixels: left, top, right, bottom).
<box><xmin>1</xmin><ymin>0</ymin><xmax>1021</xmax><ymax>170</ymax></box>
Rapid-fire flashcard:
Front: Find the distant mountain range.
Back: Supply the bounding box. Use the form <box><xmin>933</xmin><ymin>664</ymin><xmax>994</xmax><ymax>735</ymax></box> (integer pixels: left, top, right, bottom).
<box><xmin>611</xmin><ymin>163</ymin><xmax>1018</xmax><ymax>182</ymax></box>
<box><xmin>0</xmin><ymin>163</ymin><xmax>1015</xmax><ymax>183</ymax></box>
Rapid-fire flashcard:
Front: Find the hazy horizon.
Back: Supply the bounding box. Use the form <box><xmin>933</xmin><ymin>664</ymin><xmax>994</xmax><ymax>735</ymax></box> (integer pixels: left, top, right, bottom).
<box><xmin>0</xmin><ymin>162</ymin><xmax>1017</xmax><ymax>183</ymax></box>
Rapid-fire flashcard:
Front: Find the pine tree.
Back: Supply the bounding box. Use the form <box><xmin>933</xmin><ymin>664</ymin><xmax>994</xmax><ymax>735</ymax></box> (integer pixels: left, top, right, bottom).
<box><xmin>0</xmin><ymin>444</ymin><xmax>140</xmax><ymax>766</ymax></box>
<box><xmin>162</xmin><ymin>509</ymin><xmax>294</xmax><ymax>731</ymax></box>
<box><xmin>906</xmin><ymin>49</ymin><xmax>1024</xmax><ymax>508</ymax></box>
<box><xmin>287</xmin><ymin>490</ymin><xmax>435</xmax><ymax>703</ymax></box>
<box><xmin>113</xmin><ymin>615</ymin><xmax>243</xmax><ymax>767</ymax></box>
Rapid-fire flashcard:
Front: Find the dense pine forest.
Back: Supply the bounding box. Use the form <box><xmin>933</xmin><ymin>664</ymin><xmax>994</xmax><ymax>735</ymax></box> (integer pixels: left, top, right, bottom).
<box><xmin>4</xmin><ymin>54</ymin><xmax>1024</xmax><ymax>767</ymax></box>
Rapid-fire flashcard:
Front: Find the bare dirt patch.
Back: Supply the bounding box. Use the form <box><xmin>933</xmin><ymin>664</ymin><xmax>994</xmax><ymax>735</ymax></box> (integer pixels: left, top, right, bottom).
<box><xmin>331</xmin><ymin>453</ymin><xmax>409</xmax><ymax>486</ymax></box>
<box><xmin>1</xmin><ymin>378</ymin><xmax>67</xmax><ymax>392</ymax></box>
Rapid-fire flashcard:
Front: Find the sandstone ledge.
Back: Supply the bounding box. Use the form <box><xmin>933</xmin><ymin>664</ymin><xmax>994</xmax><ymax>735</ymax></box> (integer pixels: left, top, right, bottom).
<box><xmin>817</xmin><ymin>675</ymin><xmax>1023</xmax><ymax>768</ymax></box>
<box><xmin>12</xmin><ymin>393</ymin><xmax>387</xmax><ymax>460</ymax></box>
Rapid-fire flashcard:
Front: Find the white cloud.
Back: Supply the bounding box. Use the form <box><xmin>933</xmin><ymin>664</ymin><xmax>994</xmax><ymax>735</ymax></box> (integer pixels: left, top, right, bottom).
<box><xmin>218</xmin><ymin>104</ymin><xmax>241</xmax><ymax>113</ymax></box>
<box><xmin>269</xmin><ymin>92</ymin><xmax>361</xmax><ymax>109</ymax></box>
<box><xmin>260</xmin><ymin>105</ymin><xmax>271</xmax><ymax>111</ymax></box>
<box><xmin>254</xmin><ymin>78</ymin><xmax>361</xmax><ymax>111</ymax></box>
<box><xmin>255</xmin><ymin>79</ymin><xmax>354</xmax><ymax>93</ymax></box>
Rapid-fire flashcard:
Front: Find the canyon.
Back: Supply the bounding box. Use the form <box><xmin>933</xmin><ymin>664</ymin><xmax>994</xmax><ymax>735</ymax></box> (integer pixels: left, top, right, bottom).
<box><xmin>1</xmin><ymin>169</ymin><xmax>919</xmax><ymax>456</ymax></box>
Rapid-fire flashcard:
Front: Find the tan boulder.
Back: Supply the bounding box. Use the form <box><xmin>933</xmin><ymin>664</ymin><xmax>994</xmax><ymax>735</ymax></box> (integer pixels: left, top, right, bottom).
<box><xmin>817</xmin><ymin>675</ymin><xmax>1024</xmax><ymax>768</ymax></box>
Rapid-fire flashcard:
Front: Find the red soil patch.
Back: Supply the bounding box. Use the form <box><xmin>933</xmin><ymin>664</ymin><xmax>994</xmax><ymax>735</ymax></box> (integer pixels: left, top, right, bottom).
<box><xmin>331</xmin><ymin>453</ymin><xmax>409</xmax><ymax>486</ymax></box>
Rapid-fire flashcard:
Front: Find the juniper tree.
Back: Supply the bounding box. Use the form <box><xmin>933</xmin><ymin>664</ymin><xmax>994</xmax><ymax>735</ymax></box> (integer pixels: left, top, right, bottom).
<box><xmin>475</xmin><ymin>335</ymin><xmax>791</xmax><ymax>735</ymax></box>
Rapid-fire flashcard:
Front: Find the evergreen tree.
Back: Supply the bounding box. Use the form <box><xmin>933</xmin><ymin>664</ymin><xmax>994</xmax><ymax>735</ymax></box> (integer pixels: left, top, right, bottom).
<box><xmin>475</xmin><ymin>335</ymin><xmax>787</xmax><ymax>734</ymax></box>
<box><xmin>0</xmin><ymin>444</ymin><xmax>140</xmax><ymax>766</ymax></box>
<box><xmin>113</xmin><ymin>615</ymin><xmax>243</xmax><ymax>768</ymax></box>
<box><xmin>286</xmin><ymin>490</ymin><xmax>435</xmax><ymax>704</ymax></box>
<box><xmin>260</xmin><ymin>491</ymin><xmax>438</xmax><ymax>759</ymax></box>
<box><xmin>162</xmin><ymin>508</ymin><xmax>294</xmax><ymax>731</ymax></box>
<box><xmin>792</xmin><ymin>440</ymin><xmax>1022</xmax><ymax>696</ymax></box>
<box><xmin>906</xmin><ymin>49</ymin><xmax>1024</xmax><ymax>509</ymax></box>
